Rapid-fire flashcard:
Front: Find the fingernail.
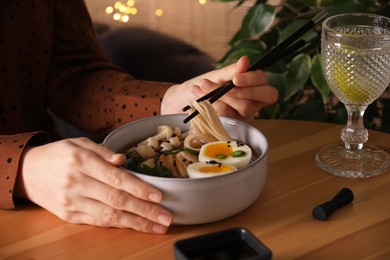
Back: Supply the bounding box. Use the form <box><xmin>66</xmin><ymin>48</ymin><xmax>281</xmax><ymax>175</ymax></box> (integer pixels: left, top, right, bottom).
<box><xmin>157</xmin><ymin>213</ymin><xmax>172</xmax><ymax>226</ymax></box>
<box><xmin>110</xmin><ymin>153</ymin><xmax>123</xmax><ymax>160</ymax></box>
<box><xmin>152</xmin><ymin>224</ymin><xmax>168</xmax><ymax>234</ymax></box>
<box><xmin>148</xmin><ymin>193</ymin><xmax>162</xmax><ymax>203</ymax></box>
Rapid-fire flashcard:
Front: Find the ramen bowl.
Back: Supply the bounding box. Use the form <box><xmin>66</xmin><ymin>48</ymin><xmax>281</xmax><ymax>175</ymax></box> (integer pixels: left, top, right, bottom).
<box><xmin>103</xmin><ymin>114</ymin><xmax>268</xmax><ymax>225</ymax></box>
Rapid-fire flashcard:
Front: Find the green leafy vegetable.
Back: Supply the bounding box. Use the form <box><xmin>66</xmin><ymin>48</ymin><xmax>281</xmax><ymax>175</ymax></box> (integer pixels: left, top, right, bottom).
<box><xmin>123</xmin><ymin>152</ymin><xmax>172</xmax><ymax>177</ymax></box>
<box><xmin>136</xmin><ymin>164</ymin><xmax>172</xmax><ymax>177</ymax></box>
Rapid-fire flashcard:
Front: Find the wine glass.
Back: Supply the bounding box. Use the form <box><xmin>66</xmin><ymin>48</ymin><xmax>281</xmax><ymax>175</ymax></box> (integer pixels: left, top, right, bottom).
<box><xmin>316</xmin><ymin>13</ymin><xmax>390</xmax><ymax>178</ymax></box>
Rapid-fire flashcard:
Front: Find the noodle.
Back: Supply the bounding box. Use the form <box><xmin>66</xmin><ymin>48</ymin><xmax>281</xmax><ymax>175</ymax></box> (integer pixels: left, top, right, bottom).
<box><xmin>123</xmin><ymin>99</ymin><xmax>240</xmax><ymax>178</ymax></box>
<box><xmin>183</xmin><ymin>100</ymin><xmax>232</xmax><ymax>150</ymax></box>
<box><xmin>183</xmin><ymin>133</ymin><xmax>216</xmax><ymax>150</ymax></box>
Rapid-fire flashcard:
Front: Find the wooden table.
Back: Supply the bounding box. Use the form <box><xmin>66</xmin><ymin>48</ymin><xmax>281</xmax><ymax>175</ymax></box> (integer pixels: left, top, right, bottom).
<box><xmin>1</xmin><ymin>120</ymin><xmax>390</xmax><ymax>259</ymax></box>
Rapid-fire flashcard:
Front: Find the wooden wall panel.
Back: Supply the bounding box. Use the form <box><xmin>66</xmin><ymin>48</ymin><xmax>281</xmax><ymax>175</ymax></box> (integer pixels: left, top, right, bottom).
<box><xmin>84</xmin><ymin>0</ymin><xmax>252</xmax><ymax>60</ymax></box>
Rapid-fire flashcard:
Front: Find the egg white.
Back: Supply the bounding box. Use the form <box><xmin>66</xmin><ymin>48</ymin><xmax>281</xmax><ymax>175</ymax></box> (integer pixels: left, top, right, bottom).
<box><xmin>198</xmin><ymin>141</ymin><xmax>252</xmax><ymax>169</ymax></box>
<box><xmin>187</xmin><ymin>162</ymin><xmax>237</xmax><ymax>179</ymax></box>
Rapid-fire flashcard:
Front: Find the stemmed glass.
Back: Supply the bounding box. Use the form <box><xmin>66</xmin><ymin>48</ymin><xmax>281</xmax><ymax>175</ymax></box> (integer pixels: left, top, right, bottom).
<box><xmin>316</xmin><ymin>13</ymin><xmax>390</xmax><ymax>178</ymax></box>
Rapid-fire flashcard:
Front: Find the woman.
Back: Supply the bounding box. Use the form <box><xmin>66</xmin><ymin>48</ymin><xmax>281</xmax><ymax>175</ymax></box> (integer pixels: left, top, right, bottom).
<box><xmin>0</xmin><ymin>0</ymin><xmax>277</xmax><ymax>234</ymax></box>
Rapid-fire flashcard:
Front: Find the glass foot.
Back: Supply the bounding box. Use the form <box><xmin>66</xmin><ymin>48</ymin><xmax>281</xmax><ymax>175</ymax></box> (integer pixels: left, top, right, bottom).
<box><xmin>316</xmin><ymin>144</ymin><xmax>390</xmax><ymax>178</ymax></box>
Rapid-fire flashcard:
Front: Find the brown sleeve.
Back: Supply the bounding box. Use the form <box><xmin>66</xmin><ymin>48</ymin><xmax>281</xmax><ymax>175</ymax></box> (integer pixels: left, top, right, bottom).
<box><xmin>0</xmin><ymin>132</ymin><xmax>49</xmax><ymax>209</ymax></box>
<box><xmin>46</xmin><ymin>0</ymin><xmax>172</xmax><ymax>136</ymax></box>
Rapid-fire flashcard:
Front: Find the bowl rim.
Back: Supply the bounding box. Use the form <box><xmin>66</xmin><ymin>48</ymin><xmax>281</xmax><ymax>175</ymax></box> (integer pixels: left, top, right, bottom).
<box><xmin>103</xmin><ymin>114</ymin><xmax>269</xmax><ymax>183</ymax></box>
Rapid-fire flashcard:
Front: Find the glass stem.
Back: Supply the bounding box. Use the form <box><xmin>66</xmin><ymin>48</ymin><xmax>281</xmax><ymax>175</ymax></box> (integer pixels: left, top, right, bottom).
<box><xmin>341</xmin><ymin>104</ymin><xmax>368</xmax><ymax>152</ymax></box>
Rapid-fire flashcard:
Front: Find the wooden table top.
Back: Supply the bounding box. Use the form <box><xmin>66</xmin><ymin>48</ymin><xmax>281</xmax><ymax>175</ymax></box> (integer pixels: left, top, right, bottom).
<box><xmin>1</xmin><ymin>120</ymin><xmax>389</xmax><ymax>259</ymax></box>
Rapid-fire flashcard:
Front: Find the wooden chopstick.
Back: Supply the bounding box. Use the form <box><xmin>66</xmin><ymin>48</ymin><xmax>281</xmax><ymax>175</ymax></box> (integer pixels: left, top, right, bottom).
<box><xmin>182</xmin><ymin>10</ymin><xmax>327</xmax><ymax>124</ymax></box>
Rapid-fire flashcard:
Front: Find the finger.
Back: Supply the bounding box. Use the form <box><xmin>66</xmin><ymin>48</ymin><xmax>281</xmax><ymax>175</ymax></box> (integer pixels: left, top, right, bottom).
<box><xmin>77</xmin><ymin>175</ymin><xmax>172</xmax><ymax>226</ymax></box>
<box><xmin>232</xmin><ymin>70</ymin><xmax>268</xmax><ymax>88</ymax></box>
<box><xmin>217</xmin><ymin>88</ymin><xmax>277</xmax><ymax>118</ymax></box>
<box><xmin>64</xmin><ymin>138</ymin><xmax>163</xmax><ymax>203</ymax></box>
<box><xmin>192</xmin><ymin>78</ymin><xmax>220</xmax><ymax>96</ymax></box>
<box><xmin>74</xmin><ymin>148</ymin><xmax>164</xmax><ymax>203</ymax></box>
<box><xmin>69</xmin><ymin>137</ymin><xmax>126</xmax><ymax>166</ymax></box>
<box><xmin>64</xmin><ymin>198</ymin><xmax>169</xmax><ymax>233</ymax></box>
<box><xmin>211</xmin><ymin>101</ymin><xmax>242</xmax><ymax>119</ymax></box>
<box><xmin>212</xmin><ymin>99</ymin><xmax>260</xmax><ymax>119</ymax></box>
<box><xmin>222</xmin><ymin>85</ymin><xmax>279</xmax><ymax>104</ymax></box>
<box><xmin>229</xmin><ymin>55</ymin><xmax>251</xmax><ymax>74</ymax></box>
<box><xmin>194</xmin><ymin>79</ymin><xmax>278</xmax><ymax>106</ymax></box>
<box><xmin>196</xmin><ymin>56</ymin><xmax>251</xmax><ymax>85</ymax></box>
<box><xmin>194</xmin><ymin>73</ymin><xmax>272</xmax><ymax>101</ymax></box>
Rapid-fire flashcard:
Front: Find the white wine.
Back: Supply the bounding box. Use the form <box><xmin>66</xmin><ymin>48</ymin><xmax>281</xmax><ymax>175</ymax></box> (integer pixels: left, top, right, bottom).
<box><xmin>322</xmin><ymin>26</ymin><xmax>390</xmax><ymax>105</ymax></box>
<box><xmin>317</xmin><ymin>14</ymin><xmax>390</xmax><ymax>178</ymax></box>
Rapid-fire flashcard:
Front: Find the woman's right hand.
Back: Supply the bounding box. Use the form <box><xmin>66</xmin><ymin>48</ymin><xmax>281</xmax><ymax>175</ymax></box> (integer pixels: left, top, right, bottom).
<box><xmin>15</xmin><ymin>137</ymin><xmax>173</xmax><ymax>234</ymax></box>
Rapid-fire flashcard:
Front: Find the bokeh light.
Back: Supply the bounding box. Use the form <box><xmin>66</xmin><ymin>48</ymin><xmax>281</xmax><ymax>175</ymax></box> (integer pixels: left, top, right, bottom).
<box><xmin>113</xmin><ymin>13</ymin><xmax>121</xmax><ymax>21</ymax></box>
<box><xmin>155</xmin><ymin>8</ymin><xmax>163</xmax><ymax>17</ymax></box>
<box><xmin>107</xmin><ymin>1</ymin><xmax>206</xmax><ymax>22</ymax></box>
<box><xmin>121</xmin><ymin>15</ymin><xmax>130</xmax><ymax>23</ymax></box>
<box><xmin>105</xmin><ymin>6</ymin><xmax>114</xmax><ymax>14</ymax></box>
<box><xmin>127</xmin><ymin>0</ymin><xmax>135</xmax><ymax>7</ymax></box>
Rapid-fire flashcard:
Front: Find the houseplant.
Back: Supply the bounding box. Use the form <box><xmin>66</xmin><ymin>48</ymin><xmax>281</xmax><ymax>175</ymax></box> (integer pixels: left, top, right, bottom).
<box><xmin>217</xmin><ymin>0</ymin><xmax>390</xmax><ymax>132</ymax></box>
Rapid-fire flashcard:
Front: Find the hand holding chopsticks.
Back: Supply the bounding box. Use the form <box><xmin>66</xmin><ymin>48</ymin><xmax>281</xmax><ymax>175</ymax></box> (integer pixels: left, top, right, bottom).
<box><xmin>182</xmin><ymin>10</ymin><xmax>328</xmax><ymax>124</ymax></box>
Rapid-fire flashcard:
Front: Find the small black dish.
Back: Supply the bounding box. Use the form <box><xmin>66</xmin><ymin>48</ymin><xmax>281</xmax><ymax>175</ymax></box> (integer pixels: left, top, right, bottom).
<box><xmin>174</xmin><ymin>227</ymin><xmax>272</xmax><ymax>260</ymax></box>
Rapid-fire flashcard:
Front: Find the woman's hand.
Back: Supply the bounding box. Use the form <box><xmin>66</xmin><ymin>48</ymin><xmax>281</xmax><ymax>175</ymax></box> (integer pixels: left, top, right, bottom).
<box><xmin>161</xmin><ymin>56</ymin><xmax>278</xmax><ymax>121</ymax></box>
<box><xmin>16</xmin><ymin>137</ymin><xmax>173</xmax><ymax>234</ymax></box>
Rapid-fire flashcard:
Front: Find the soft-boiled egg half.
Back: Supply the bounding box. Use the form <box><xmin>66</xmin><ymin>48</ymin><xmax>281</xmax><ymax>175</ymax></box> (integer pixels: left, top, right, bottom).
<box><xmin>187</xmin><ymin>162</ymin><xmax>237</xmax><ymax>179</ymax></box>
<box><xmin>198</xmin><ymin>141</ymin><xmax>252</xmax><ymax>169</ymax></box>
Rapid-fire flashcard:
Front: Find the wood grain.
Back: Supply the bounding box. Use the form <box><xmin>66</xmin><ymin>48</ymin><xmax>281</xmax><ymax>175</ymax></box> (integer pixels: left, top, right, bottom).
<box><xmin>1</xmin><ymin>120</ymin><xmax>389</xmax><ymax>259</ymax></box>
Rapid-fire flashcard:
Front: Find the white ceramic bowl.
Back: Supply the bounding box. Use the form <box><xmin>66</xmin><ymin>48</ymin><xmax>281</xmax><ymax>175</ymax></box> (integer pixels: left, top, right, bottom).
<box><xmin>103</xmin><ymin>114</ymin><xmax>268</xmax><ymax>225</ymax></box>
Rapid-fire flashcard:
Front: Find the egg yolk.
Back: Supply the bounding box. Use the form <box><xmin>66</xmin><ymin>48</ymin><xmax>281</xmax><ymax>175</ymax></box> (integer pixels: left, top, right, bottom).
<box><xmin>204</xmin><ymin>143</ymin><xmax>233</xmax><ymax>159</ymax></box>
<box><xmin>199</xmin><ymin>165</ymin><xmax>234</xmax><ymax>173</ymax></box>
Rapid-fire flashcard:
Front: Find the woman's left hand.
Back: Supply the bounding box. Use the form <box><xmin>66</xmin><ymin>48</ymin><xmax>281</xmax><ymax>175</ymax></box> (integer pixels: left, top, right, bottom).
<box><xmin>161</xmin><ymin>56</ymin><xmax>278</xmax><ymax>121</ymax></box>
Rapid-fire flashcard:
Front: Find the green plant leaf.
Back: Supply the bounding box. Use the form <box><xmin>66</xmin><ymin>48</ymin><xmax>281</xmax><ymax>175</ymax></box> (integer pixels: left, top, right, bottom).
<box><xmin>278</xmin><ymin>19</ymin><xmax>313</xmax><ymax>44</ymax></box>
<box><xmin>267</xmin><ymin>72</ymin><xmax>286</xmax><ymax>101</ymax></box>
<box><xmin>326</xmin><ymin>2</ymin><xmax>371</xmax><ymax>16</ymax></box>
<box><xmin>284</xmin><ymin>54</ymin><xmax>311</xmax><ymax>101</ymax></box>
<box><xmin>218</xmin><ymin>48</ymin><xmax>263</xmax><ymax>68</ymax></box>
<box><xmin>229</xmin><ymin>3</ymin><xmax>276</xmax><ymax>46</ymax></box>
<box><xmin>265</xmin><ymin>59</ymin><xmax>286</xmax><ymax>74</ymax></box>
<box><xmin>258</xmin><ymin>28</ymin><xmax>279</xmax><ymax>51</ymax></box>
<box><xmin>216</xmin><ymin>0</ymin><xmax>260</xmax><ymax>8</ymax></box>
<box><xmin>311</xmin><ymin>54</ymin><xmax>330</xmax><ymax>104</ymax></box>
<box><xmin>286</xmin><ymin>0</ymin><xmax>315</xmax><ymax>7</ymax></box>
<box><xmin>219</xmin><ymin>0</ymin><xmax>387</xmax><ymax>131</ymax></box>
<box><xmin>320</xmin><ymin>0</ymin><xmax>359</xmax><ymax>5</ymax></box>
<box><xmin>259</xmin><ymin>102</ymin><xmax>280</xmax><ymax>119</ymax></box>
<box><xmin>218</xmin><ymin>40</ymin><xmax>267</xmax><ymax>66</ymax></box>
<box><xmin>215</xmin><ymin>0</ymin><xmax>249</xmax><ymax>3</ymax></box>
<box><xmin>260</xmin><ymin>72</ymin><xmax>287</xmax><ymax>119</ymax></box>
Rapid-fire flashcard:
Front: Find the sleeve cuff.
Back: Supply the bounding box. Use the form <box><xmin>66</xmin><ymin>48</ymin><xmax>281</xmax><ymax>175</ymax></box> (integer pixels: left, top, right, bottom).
<box><xmin>0</xmin><ymin>132</ymin><xmax>50</xmax><ymax>209</ymax></box>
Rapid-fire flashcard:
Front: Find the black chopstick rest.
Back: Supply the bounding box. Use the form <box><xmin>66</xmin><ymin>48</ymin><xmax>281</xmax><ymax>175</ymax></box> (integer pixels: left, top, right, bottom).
<box><xmin>312</xmin><ymin>188</ymin><xmax>354</xmax><ymax>221</ymax></box>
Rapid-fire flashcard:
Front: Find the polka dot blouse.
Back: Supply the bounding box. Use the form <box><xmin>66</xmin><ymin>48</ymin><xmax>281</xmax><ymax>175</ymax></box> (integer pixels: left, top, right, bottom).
<box><xmin>0</xmin><ymin>0</ymin><xmax>172</xmax><ymax>209</ymax></box>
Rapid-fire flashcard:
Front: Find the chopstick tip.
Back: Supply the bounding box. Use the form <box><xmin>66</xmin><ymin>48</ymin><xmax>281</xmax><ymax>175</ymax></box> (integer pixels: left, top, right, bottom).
<box><xmin>182</xmin><ymin>105</ymin><xmax>191</xmax><ymax>112</ymax></box>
